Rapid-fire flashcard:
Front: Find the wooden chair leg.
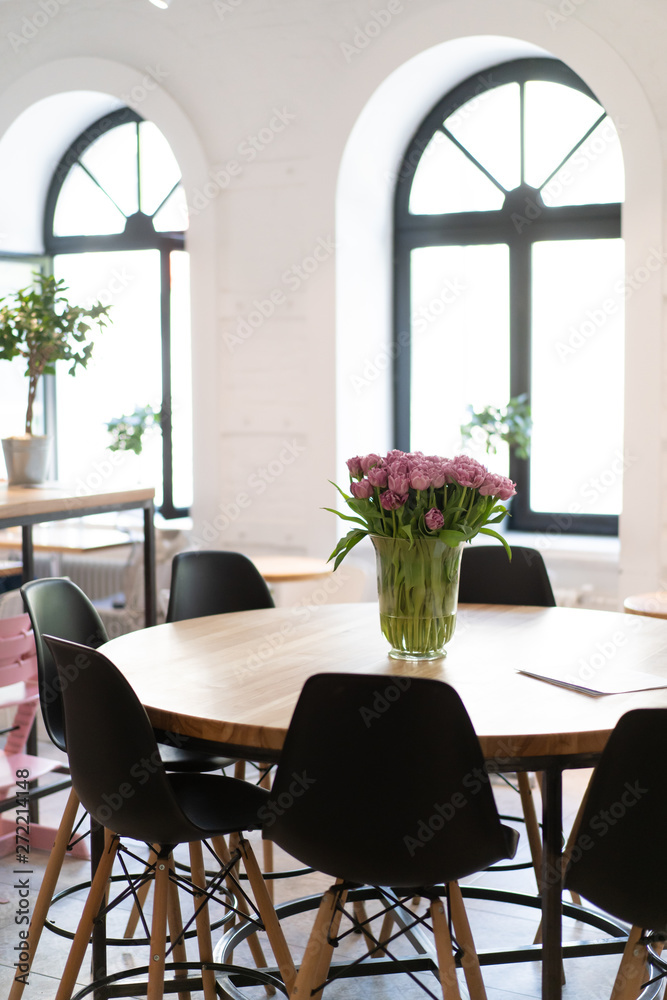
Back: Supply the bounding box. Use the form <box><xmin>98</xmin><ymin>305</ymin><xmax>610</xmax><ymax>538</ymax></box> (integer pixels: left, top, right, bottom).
<box><xmin>430</xmin><ymin>898</ymin><xmax>463</xmax><ymax>1000</ymax></box>
<box><xmin>55</xmin><ymin>829</ymin><xmax>120</xmax><ymax>1000</ymax></box>
<box><xmin>291</xmin><ymin>883</ymin><xmax>347</xmax><ymax>1000</ymax></box>
<box><xmin>237</xmin><ymin>836</ymin><xmax>297</xmax><ymax>994</ymax></box>
<box><xmin>260</xmin><ymin>768</ymin><xmax>275</xmax><ymax>901</ymax></box>
<box><xmin>371</xmin><ymin>909</ymin><xmax>395</xmax><ymax>958</ymax></box>
<box><xmin>447</xmin><ymin>882</ymin><xmax>487</xmax><ymax>1000</ymax></box>
<box><xmin>189</xmin><ymin>840</ymin><xmax>218</xmax><ymax>1000</ymax></box>
<box><xmin>9</xmin><ymin>787</ymin><xmax>81</xmax><ymax>1000</ymax></box>
<box><xmin>212</xmin><ymin>833</ymin><xmax>272</xmax><ymax>976</ymax></box>
<box><xmin>610</xmin><ymin>926</ymin><xmax>650</xmax><ymax>1000</ymax></box>
<box><xmin>517</xmin><ymin>771</ymin><xmax>543</xmax><ymax>890</ymax></box>
<box><xmin>147</xmin><ymin>851</ymin><xmax>171</xmax><ymax>1000</ymax></box>
<box><xmin>166</xmin><ymin>856</ymin><xmax>191</xmax><ymax>1000</ymax></box>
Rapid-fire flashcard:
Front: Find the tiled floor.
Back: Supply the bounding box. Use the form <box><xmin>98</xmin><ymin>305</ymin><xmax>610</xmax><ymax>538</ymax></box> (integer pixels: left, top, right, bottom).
<box><xmin>0</xmin><ymin>757</ymin><xmax>648</xmax><ymax>1000</ymax></box>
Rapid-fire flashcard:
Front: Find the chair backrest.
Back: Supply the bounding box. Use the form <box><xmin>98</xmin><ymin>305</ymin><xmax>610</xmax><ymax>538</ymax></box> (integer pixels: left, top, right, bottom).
<box><xmin>265</xmin><ymin>673</ymin><xmax>517</xmax><ymax>888</ymax></box>
<box><xmin>166</xmin><ymin>550</ymin><xmax>274</xmax><ymax>623</ymax></box>
<box><xmin>458</xmin><ymin>545</ymin><xmax>556</xmax><ymax>607</ymax></box>
<box><xmin>564</xmin><ymin>708</ymin><xmax>667</xmax><ymax>932</ymax></box>
<box><xmin>43</xmin><ymin>635</ymin><xmax>203</xmax><ymax>845</ymax></box>
<box><xmin>20</xmin><ymin>578</ymin><xmax>109</xmax><ymax>753</ymax></box>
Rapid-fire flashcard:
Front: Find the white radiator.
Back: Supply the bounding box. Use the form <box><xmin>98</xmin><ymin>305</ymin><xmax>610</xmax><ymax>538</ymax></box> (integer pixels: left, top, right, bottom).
<box><xmin>32</xmin><ymin>553</ymin><xmax>127</xmax><ymax>602</ymax></box>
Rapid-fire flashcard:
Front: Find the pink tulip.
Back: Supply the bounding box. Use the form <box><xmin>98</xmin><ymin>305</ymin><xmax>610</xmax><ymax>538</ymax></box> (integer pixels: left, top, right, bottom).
<box><xmin>479</xmin><ymin>473</ymin><xmax>517</xmax><ymax>501</ymax></box>
<box><xmin>346</xmin><ymin>456</ymin><xmax>363</xmax><ymax>478</ymax></box>
<box><xmin>424</xmin><ymin>508</ymin><xmax>444</xmax><ymax>531</ymax></box>
<box><xmin>350</xmin><ymin>477</ymin><xmax>373</xmax><ymax>499</ymax></box>
<box><xmin>410</xmin><ymin>468</ymin><xmax>431</xmax><ymax>491</ymax></box>
<box><xmin>379</xmin><ymin>490</ymin><xmax>408</xmax><ymax>510</ymax></box>
<box><xmin>388</xmin><ymin>473</ymin><xmax>410</xmax><ymax>494</ymax></box>
<box><xmin>360</xmin><ymin>453</ymin><xmax>382</xmax><ymax>474</ymax></box>
<box><xmin>368</xmin><ymin>465</ymin><xmax>388</xmax><ymax>488</ymax></box>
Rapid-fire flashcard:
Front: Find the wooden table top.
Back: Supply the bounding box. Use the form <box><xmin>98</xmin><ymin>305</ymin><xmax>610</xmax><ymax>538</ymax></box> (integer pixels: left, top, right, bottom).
<box><xmin>102</xmin><ymin>603</ymin><xmax>667</xmax><ymax>764</ymax></box>
<box><xmin>251</xmin><ymin>555</ymin><xmax>333</xmax><ymax>583</ymax></box>
<box><xmin>0</xmin><ymin>484</ymin><xmax>155</xmax><ymax>521</ymax></box>
<box><xmin>0</xmin><ymin>524</ymin><xmax>132</xmax><ymax>553</ymax></box>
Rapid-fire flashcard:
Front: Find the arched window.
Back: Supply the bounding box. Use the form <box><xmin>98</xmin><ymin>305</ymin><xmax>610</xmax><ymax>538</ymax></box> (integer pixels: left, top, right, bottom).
<box><xmin>44</xmin><ymin>107</ymin><xmax>192</xmax><ymax>518</ymax></box>
<box><xmin>394</xmin><ymin>58</ymin><xmax>624</xmax><ymax>535</ymax></box>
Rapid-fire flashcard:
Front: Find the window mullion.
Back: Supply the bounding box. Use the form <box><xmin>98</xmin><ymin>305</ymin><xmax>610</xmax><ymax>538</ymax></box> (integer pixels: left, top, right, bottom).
<box><xmin>508</xmin><ymin>235</ymin><xmax>532</xmax><ymax>524</ymax></box>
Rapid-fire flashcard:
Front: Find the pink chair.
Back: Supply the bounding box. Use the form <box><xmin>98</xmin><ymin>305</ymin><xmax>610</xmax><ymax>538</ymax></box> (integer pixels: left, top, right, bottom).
<box><xmin>0</xmin><ymin>613</ymin><xmax>69</xmax><ymax>856</ymax></box>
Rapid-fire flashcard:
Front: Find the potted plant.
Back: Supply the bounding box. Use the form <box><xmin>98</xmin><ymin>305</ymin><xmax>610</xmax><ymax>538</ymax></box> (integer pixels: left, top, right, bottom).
<box><xmin>106</xmin><ymin>404</ymin><xmax>161</xmax><ymax>456</ymax></box>
<box><xmin>0</xmin><ymin>272</ymin><xmax>111</xmax><ymax>485</ymax></box>
<box><xmin>459</xmin><ymin>394</ymin><xmax>532</xmax><ymax>460</ymax></box>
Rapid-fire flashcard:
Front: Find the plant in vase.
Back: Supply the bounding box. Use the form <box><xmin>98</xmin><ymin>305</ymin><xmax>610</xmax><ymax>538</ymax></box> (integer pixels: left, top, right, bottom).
<box><xmin>0</xmin><ymin>272</ymin><xmax>111</xmax><ymax>485</ymax></box>
<box><xmin>327</xmin><ymin>450</ymin><xmax>516</xmax><ymax>660</ymax></box>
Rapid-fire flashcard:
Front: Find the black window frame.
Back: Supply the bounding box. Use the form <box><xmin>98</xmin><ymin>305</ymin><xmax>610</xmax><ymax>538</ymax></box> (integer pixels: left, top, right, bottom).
<box><xmin>43</xmin><ymin>107</ymin><xmax>188</xmax><ymax>520</ymax></box>
<box><xmin>393</xmin><ymin>57</ymin><xmax>622</xmax><ymax>536</ymax></box>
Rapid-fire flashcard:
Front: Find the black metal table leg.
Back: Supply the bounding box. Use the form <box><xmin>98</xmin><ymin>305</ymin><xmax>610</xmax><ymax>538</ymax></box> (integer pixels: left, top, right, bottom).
<box><xmin>542</xmin><ymin>765</ymin><xmax>564</xmax><ymax>1000</ymax></box>
<box><xmin>20</xmin><ymin>525</ymin><xmax>34</xmax><ymax>583</ymax></box>
<box><xmin>143</xmin><ymin>502</ymin><xmax>156</xmax><ymax>627</ymax></box>
<box><xmin>90</xmin><ymin>822</ymin><xmax>108</xmax><ymax>1000</ymax></box>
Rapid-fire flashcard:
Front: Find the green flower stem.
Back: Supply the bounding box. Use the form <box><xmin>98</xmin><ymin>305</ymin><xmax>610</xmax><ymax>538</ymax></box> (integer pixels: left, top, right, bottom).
<box><xmin>371</xmin><ymin>535</ymin><xmax>463</xmax><ymax>659</ymax></box>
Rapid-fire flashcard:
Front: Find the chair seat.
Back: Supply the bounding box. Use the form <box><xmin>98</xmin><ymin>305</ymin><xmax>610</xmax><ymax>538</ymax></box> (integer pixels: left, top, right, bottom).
<box><xmin>0</xmin><ymin>752</ymin><xmax>61</xmax><ymax>791</ymax></box>
<box><xmin>168</xmin><ymin>772</ymin><xmax>269</xmax><ymax>835</ymax></box>
<box><xmin>157</xmin><ymin>743</ymin><xmax>235</xmax><ymax>773</ymax></box>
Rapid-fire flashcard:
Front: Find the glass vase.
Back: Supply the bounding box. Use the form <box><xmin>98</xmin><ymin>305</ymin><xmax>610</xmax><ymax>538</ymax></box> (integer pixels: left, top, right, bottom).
<box><xmin>371</xmin><ymin>534</ymin><xmax>464</xmax><ymax>660</ymax></box>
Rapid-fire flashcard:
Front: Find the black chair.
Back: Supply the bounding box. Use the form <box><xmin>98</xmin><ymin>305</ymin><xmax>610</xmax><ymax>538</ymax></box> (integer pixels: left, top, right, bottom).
<box><xmin>8</xmin><ymin>577</ymin><xmax>233</xmax><ymax>1000</ymax></box>
<box><xmin>21</xmin><ymin>577</ymin><xmax>232</xmax><ymax>772</ymax></box>
<box><xmin>43</xmin><ymin>636</ymin><xmax>296</xmax><ymax>1000</ymax></box>
<box><xmin>459</xmin><ymin>544</ymin><xmax>555</xmax><ymax>888</ymax></box>
<box><xmin>264</xmin><ymin>672</ymin><xmax>519</xmax><ymax>999</ymax></box>
<box><xmin>564</xmin><ymin>708</ymin><xmax>667</xmax><ymax>1000</ymax></box>
<box><xmin>166</xmin><ymin>550</ymin><xmax>280</xmax><ymax>892</ymax></box>
<box><xmin>459</xmin><ymin>544</ymin><xmax>556</xmax><ymax>607</ymax></box>
<box><xmin>166</xmin><ymin>549</ymin><xmax>274</xmax><ymax>623</ymax></box>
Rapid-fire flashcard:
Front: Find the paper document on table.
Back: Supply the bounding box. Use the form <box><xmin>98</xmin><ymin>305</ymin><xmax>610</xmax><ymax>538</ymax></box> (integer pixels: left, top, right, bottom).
<box><xmin>516</xmin><ymin>667</ymin><xmax>667</xmax><ymax>697</ymax></box>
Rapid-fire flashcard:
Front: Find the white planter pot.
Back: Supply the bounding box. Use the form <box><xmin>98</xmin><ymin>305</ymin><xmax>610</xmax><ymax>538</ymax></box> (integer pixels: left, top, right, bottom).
<box><xmin>2</xmin><ymin>435</ymin><xmax>52</xmax><ymax>486</ymax></box>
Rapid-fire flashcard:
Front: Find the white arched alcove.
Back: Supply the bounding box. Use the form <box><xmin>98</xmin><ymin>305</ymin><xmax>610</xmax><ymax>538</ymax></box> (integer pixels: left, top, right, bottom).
<box><xmin>0</xmin><ymin>58</ymin><xmax>217</xmax><ymax>531</ymax></box>
<box><xmin>335</xmin><ymin>1</ymin><xmax>662</xmax><ymax>602</ymax></box>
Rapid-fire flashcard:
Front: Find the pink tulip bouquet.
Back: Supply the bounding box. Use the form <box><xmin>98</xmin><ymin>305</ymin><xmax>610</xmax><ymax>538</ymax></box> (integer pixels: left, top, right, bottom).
<box><xmin>327</xmin><ymin>449</ymin><xmax>516</xmax><ymax>569</ymax></box>
<box><xmin>327</xmin><ymin>450</ymin><xmax>516</xmax><ymax>658</ymax></box>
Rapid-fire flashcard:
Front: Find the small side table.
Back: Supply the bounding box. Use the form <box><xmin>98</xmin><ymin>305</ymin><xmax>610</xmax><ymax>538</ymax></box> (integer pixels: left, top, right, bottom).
<box><xmin>623</xmin><ymin>591</ymin><xmax>667</xmax><ymax>619</ymax></box>
<box><xmin>251</xmin><ymin>555</ymin><xmax>333</xmax><ymax>583</ymax></box>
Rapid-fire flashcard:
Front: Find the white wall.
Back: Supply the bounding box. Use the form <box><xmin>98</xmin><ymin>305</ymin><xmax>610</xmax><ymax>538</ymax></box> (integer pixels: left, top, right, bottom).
<box><xmin>0</xmin><ymin>0</ymin><xmax>665</xmax><ymax>606</ymax></box>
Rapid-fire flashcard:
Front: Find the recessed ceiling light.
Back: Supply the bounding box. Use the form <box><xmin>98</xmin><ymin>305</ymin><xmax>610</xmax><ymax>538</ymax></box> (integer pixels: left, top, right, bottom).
<box><xmin>149</xmin><ymin>0</ymin><xmax>171</xmax><ymax>8</ymax></box>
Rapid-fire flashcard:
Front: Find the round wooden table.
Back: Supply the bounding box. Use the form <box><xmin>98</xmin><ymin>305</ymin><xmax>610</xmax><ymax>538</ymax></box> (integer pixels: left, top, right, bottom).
<box><xmin>103</xmin><ymin>602</ymin><xmax>667</xmax><ymax>1000</ymax></box>
<box><xmin>623</xmin><ymin>590</ymin><xmax>667</xmax><ymax>619</ymax></box>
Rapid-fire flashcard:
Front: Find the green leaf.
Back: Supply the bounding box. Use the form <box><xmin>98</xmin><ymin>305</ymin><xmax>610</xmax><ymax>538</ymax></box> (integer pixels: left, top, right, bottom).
<box><xmin>438</xmin><ymin>528</ymin><xmax>471</xmax><ymax>547</ymax></box>
<box><xmin>328</xmin><ymin>528</ymin><xmax>368</xmax><ymax>570</ymax></box>
<box><xmin>478</xmin><ymin>527</ymin><xmax>512</xmax><ymax>560</ymax></box>
<box><xmin>321</xmin><ymin>506</ymin><xmax>369</xmax><ymax>528</ymax></box>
